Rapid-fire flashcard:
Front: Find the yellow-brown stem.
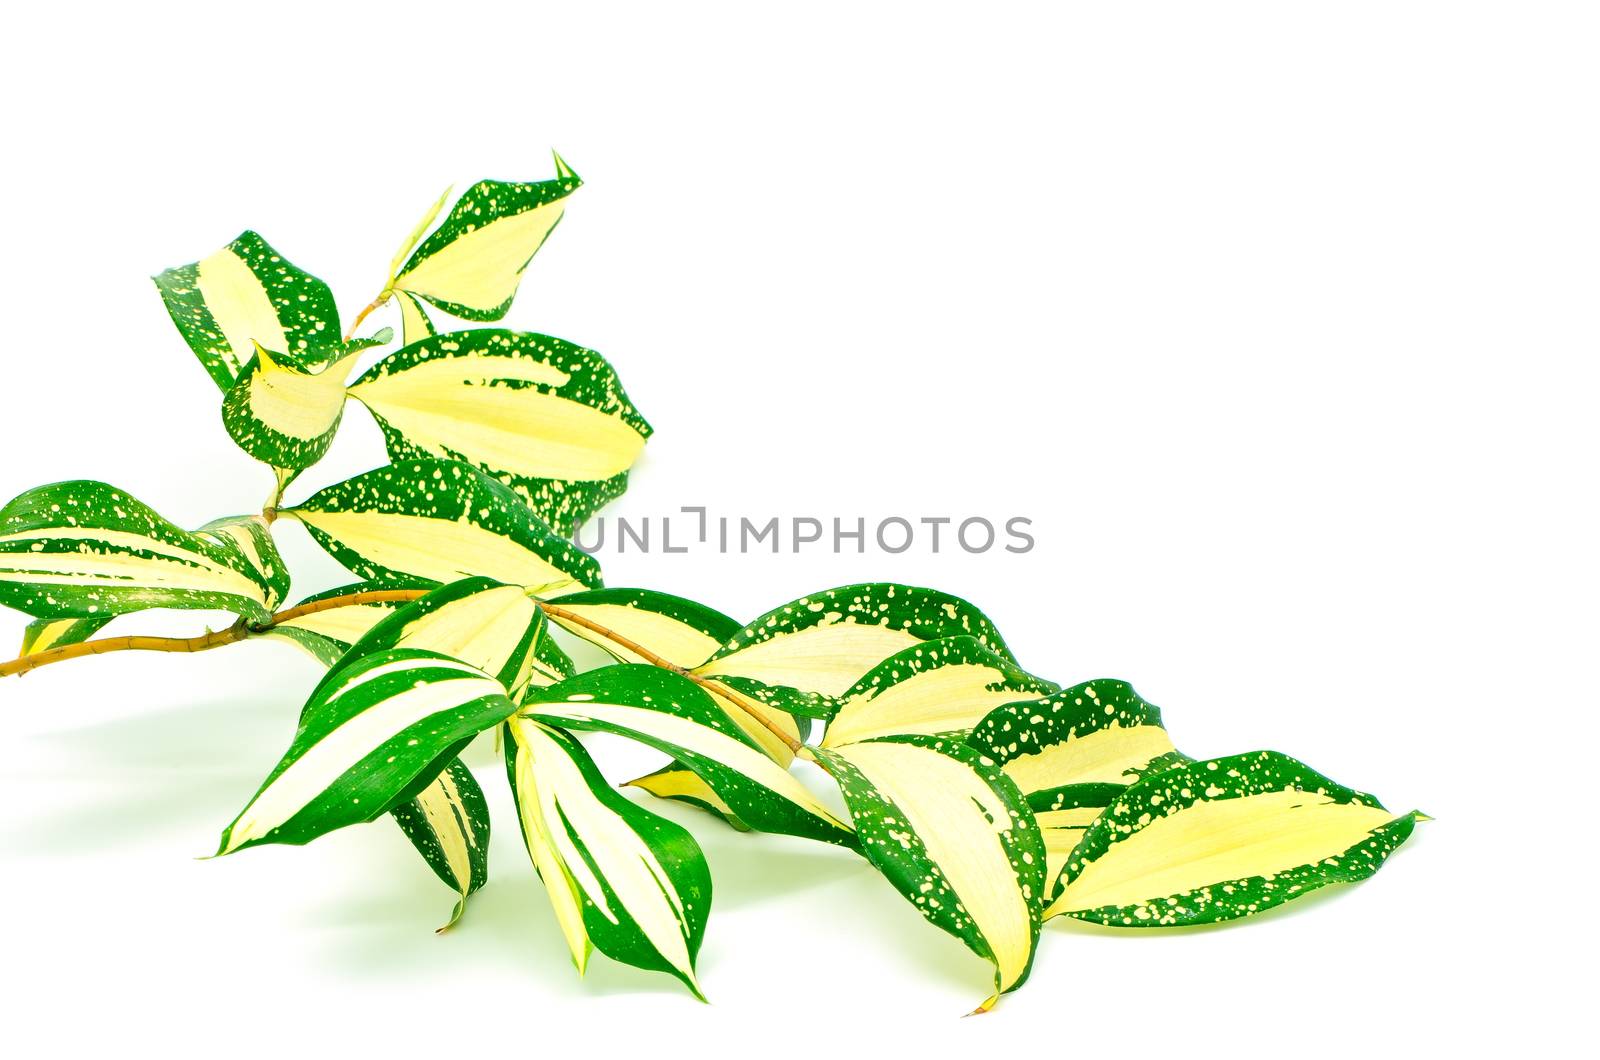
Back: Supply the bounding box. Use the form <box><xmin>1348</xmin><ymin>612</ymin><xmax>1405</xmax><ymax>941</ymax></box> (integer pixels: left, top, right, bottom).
<box><xmin>344</xmin><ymin>293</ymin><xmax>389</xmax><ymax>341</ymax></box>
<box><xmin>2</xmin><ymin>590</ymin><xmax>805</xmax><ymax>754</ymax></box>
<box><xmin>0</xmin><ymin>588</ymin><xmax>430</xmax><ymax>679</ymax></box>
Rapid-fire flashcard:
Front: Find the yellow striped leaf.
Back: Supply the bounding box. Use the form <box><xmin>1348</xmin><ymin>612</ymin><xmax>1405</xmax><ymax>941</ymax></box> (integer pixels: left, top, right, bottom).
<box><xmin>812</xmin><ymin>736</ymin><xmax>1045</xmax><ymax>1011</ymax></box>
<box><xmin>390</xmin><ymin>759</ymin><xmax>489</xmax><ymax>930</ymax></box>
<box><xmin>695</xmin><ymin>582</ymin><xmax>1016</xmax><ymax>698</ymax></box>
<box><xmin>545</xmin><ymin>588</ymin><xmax>741</xmax><ymax>670</ymax></box>
<box><xmin>347</xmin><ymin>329</ymin><xmax>652</xmax><ymax>536</ymax></box>
<box><xmin>220</xmin><ymin>333</ymin><xmax>388</xmax><ymax>482</ymax></box>
<box><xmin>966</xmin><ymin>679</ymin><xmax>1186</xmax><ymax>885</ymax></box>
<box><xmin>283</xmin><ymin>459</ymin><xmax>601</xmax><ymax>596</ymax></box>
<box><xmin>153</xmin><ymin>231</ymin><xmax>343</xmax><ymax>390</ymax></box>
<box><xmin>216</xmin><ymin>647</ymin><xmax>513</xmax><ymax>855</ymax></box>
<box><xmin>505</xmin><ymin>718</ymin><xmax>710</xmax><ymax>996</ymax></box>
<box><xmin>336</xmin><ymin>576</ymin><xmax>549</xmax><ymax>697</ymax></box>
<box><xmin>1046</xmin><ymin>750</ymin><xmax>1424</xmax><ymax>925</ymax></box>
<box><xmin>0</xmin><ymin>480</ymin><xmax>279</xmax><ymax>624</ymax></box>
<box><xmin>819</xmin><ymin>635</ymin><xmax>1057</xmax><ymax>748</ymax></box>
<box><xmin>19</xmin><ymin>615</ymin><xmax>113</xmax><ymax>656</ymax></box>
<box><xmin>625</xmin><ymin>765</ymin><xmax>751</xmax><ymax>832</ymax></box>
<box><xmin>395</xmin><ymin>290</ymin><xmax>436</xmax><ymax>347</ymax></box>
<box><xmin>261</xmin><ymin>583</ymin><xmax>411</xmax><ymax>667</ymax></box>
<box><xmin>197</xmin><ymin>515</ymin><xmax>290</xmax><ymax>611</ymax></box>
<box><xmin>389</xmin><ymin>155</ymin><xmax>580</xmax><ymax>321</ymax></box>
<box><xmin>520</xmin><ymin>666</ymin><xmax>855</xmax><ymax>848</ymax></box>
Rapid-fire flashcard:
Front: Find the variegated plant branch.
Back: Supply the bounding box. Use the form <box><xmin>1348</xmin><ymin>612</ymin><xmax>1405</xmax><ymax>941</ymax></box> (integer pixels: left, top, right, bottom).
<box><xmin>0</xmin><ymin>155</ymin><xmax>1425</xmax><ymax>1013</ymax></box>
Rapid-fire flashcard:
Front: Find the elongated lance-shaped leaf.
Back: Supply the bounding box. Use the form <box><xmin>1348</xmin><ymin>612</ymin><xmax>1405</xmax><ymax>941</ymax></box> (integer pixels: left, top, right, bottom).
<box><xmin>19</xmin><ymin>615</ymin><xmax>113</xmax><ymax>656</ymax></box>
<box><xmin>812</xmin><ymin>735</ymin><xmax>1045</xmax><ymax>1011</ymax></box>
<box><xmin>505</xmin><ymin>718</ymin><xmax>711</xmax><ymax>996</ymax></box>
<box><xmin>966</xmin><ymin>679</ymin><xmax>1186</xmax><ymax>884</ymax></box>
<box><xmin>347</xmin><ymin>329</ymin><xmax>652</xmax><ymax>536</ymax></box>
<box><xmin>695</xmin><ymin>582</ymin><xmax>1017</xmax><ymax>697</ymax></box>
<box><xmin>282</xmin><ymin>578</ymin><xmax>550</xmax><ymax>928</ymax></box>
<box><xmin>0</xmin><ymin>480</ymin><xmax>278</xmax><ymax>624</ymax></box>
<box><xmin>625</xmin><ymin>765</ymin><xmax>751</xmax><ymax>832</ymax></box>
<box><xmin>220</xmin><ymin>332</ymin><xmax>390</xmax><ymax>483</ymax></box>
<box><xmin>390</xmin><ymin>759</ymin><xmax>490</xmax><ymax>930</ymax></box>
<box><xmin>820</xmin><ymin>635</ymin><xmax>1058</xmax><ymax>748</ymax></box>
<box><xmin>215</xmin><ymin>647</ymin><xmax>512</xmax><ymax>855</ymax></box>
<box><xmin>283</xmin><ymin>458</ymin><xmax>601</xmax><ymax>596</ymax></box>
<box><xmin>153</xmin><ymin>230</ymin><xmax>343</xmax><ymax>390</ymax></box>
<box><xmin>388</xmin><ymin>154</ymin><xmax>581</xmax><ymax>322</ymax></box>
<box><xmin>260</xmin><ymin>582</ymin><xmax>418</xmax><ymax>666</ymax></box>
<box><xmin>519</xmin><ymin>666</ymin><xmax>856</xmax><ymax>848</ymax></box>
<box><xmin>1046</xmin><ymin>750</ymin><xmax>1424</xmax><ymax>925</ymax></box>
<box><xmin>544</xmin><ymin>587</ymin><xmax>741</xmax><ymax>669</ymax></box>
<box><xmin>197</xmin><ymin>515</ymin><xmax>290</xmax><ymax>610</ymax></box>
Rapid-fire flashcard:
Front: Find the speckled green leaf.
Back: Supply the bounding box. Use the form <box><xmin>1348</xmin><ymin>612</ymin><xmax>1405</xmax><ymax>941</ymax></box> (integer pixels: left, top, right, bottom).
<box><xmin>216</xmin><ymin>647</ymin><xmax>513</xmax><ymax>855</ymax></box>
<box><xmin>1046</xmin><ymin>749</ymin><xmax>1424</xmax><ymax>926</ymax></box>
<box><xmin>153</xmin><ymin>231</ymin><xmax>343</xmax><ymax>390</ymax></box>
<box><xmin>543</xmin><ymin>587</ymin><xmax>741</xmax><ymax>669</ymax></box>
<box><xmin>283</xmin><ymin>458</ymin><xmax>602</xmax><ymax>596</ymax></box>
<box><xmin>519</xmin><ymin>665</ymin><xmax>855</xmax><ymax>848</ymax></box>
<box><xmin>966</xmin><ymin>679</ymin><xmax>1186</xmax><ymax>884</ymax></box>
<box><xmin>812</xmin><ymin>735</ymin><xmax>1045</xmax><ymax>1011</ymax></box>
<box><xmin>505</xmin><ymin>718</ymin><xmax>710</xmax><ymax>997</ymax></box>
<box><xmin>390</xmin><ymin>759</ymin><xmax>490</xmax><ymax>930</ymax></box>
<box><xmin>197</xmin><ymin>515</ymin><xmax>290</xmax><ymax>611</ymax></box>
<box><xmin>220</xmin><ymin>330</ymin><xmax>391</xmax><ymax>483</ymax></box>
<box><xmin>819</xmin><ymin>635</ymin><xmax>1057</xmax><ymax>748</ymax></box>
<box><xmin>695</xmin><ymin>583</ymin><xmax>1017</xmax><ymax>700</ymax></box>
<box><xmin>347</xmin><ymin>329</ymin><xmax>652</xmax><ymax>536</ymax></box>
<box><xmin>388</xmin><ymin>154</ymin><xmax>581</xmax><ymax>321</ymax></box>
<box><xmin>0</xmin><ymin>480</ymin><xmax>277</xmax><ymax>624</ymax></box>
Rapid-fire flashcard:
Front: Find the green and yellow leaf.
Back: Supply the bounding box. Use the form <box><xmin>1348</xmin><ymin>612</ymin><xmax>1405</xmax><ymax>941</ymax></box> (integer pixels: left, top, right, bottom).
<box><xmin>220</xmin><ymin>332</ymin><xmax>389</xmax><ymax>481</ymax></box>
<box><xmin>261</xmin><ymin>582</ymin><xmax>414</xmax><ymax>666</ymax></box>
<box><xmin>624</xmin><ymin>765</ymin><xmax>751</xmax><ymax>832</ymax></box>
<box><xmin>390</xmin><ymin>759</ymin><xmax>490</xmax><ymax>930</ymax></box>
<box><xmin>347</xmin><ymin>329</ymin><xmax>652</xmax><ymax>535</ymax></box>
<box><xmin>282</xmin><ymin>458</ymin><xmax>601</xmax><ymax>596</ymax></box>
<box><xmin>197</xmin><ymin>515</ymin><xmax>290</xmax><ymax>610</ymax></box>
<box><xmin>388</xmin><ymin>155</ymin><xmax>580</xmax><ymax>321</ymax></box>
<box><xmin>812</xmin><ymin>736</ymin><xmax>1045</xmax><ymax>1011</ymax></box>
<box><xmin>387</xmin><ymin>185</ymin><xmax>453</xmax><ymax>288</ymax></box>
<box><xmin>966</xmin><ymin>679</ymin><xmax>1184</xmax><ymax>884</ymax></box>
<box><xmin>1046</xmin><ymin>749</ymin><xmax>1424</xmax><ymax>926</ymax></box>
<box><xmin>338</xmin><ymin>576</ymin><xmax>547</xmax><ymax>698</ymax></box>
<box><xmin>215</xmin><ymin>647</ymin><xmax>512</xmax><ymax>855</ymax></box>
<box><xmin>153</xmin><ymin>231</ymin><xmax>342</xmax><ymax>390</ymax></box>
<box><xmin>19</xmin><ymin>615</ymin><xmax>112</xmax><ymax>656</ymax></box>
<box><xmin>543</xmin><ymin>588</ymin><xmax>741</xmax><ymax>669</ymax></box>
<box><xmin>695</xmin><ymin>582</ymin><xmax>1016</xmax><ymax>698</ymax></box>
<box><xmin>0</xmin><ymin>480</ymin><xmax>278</xmax><ymax>624</ymax></box>
<box><xmin>505</xmin><ymin>718</ymin><xmax>710</xmax><ymax>996</ymax></box>
<box><xmin>519</xmin><ymin>666</ymin><xmax>855</xmax><ymax>848</ymax></box>
<box><xmin>394</xmin><ymin>290</ymin><xmax>436</xmax><ymax>347</ymax></box>
<box><xmin>820</xmin><ymin>635</ymin><xmax>1057</xmax><ymax>748</ymax></box>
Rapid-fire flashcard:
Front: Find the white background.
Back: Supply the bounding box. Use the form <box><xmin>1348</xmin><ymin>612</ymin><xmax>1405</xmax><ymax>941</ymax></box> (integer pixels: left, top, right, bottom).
<box><xmin>0</xmin><ymin>1</ymin><xmax>1592</xmax><ymax>1054</ymax></box>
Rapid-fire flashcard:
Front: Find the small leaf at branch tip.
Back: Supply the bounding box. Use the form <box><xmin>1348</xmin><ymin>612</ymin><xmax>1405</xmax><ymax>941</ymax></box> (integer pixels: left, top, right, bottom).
<box><xmin>965</xmin><ymin>994</ymin><xmax>999</xmax><ymax>1017</ymax></box>
<box><xmin>437</xmin><ymin>897</ymin><xmax>467</xmax><ymax>934</ymax></box>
